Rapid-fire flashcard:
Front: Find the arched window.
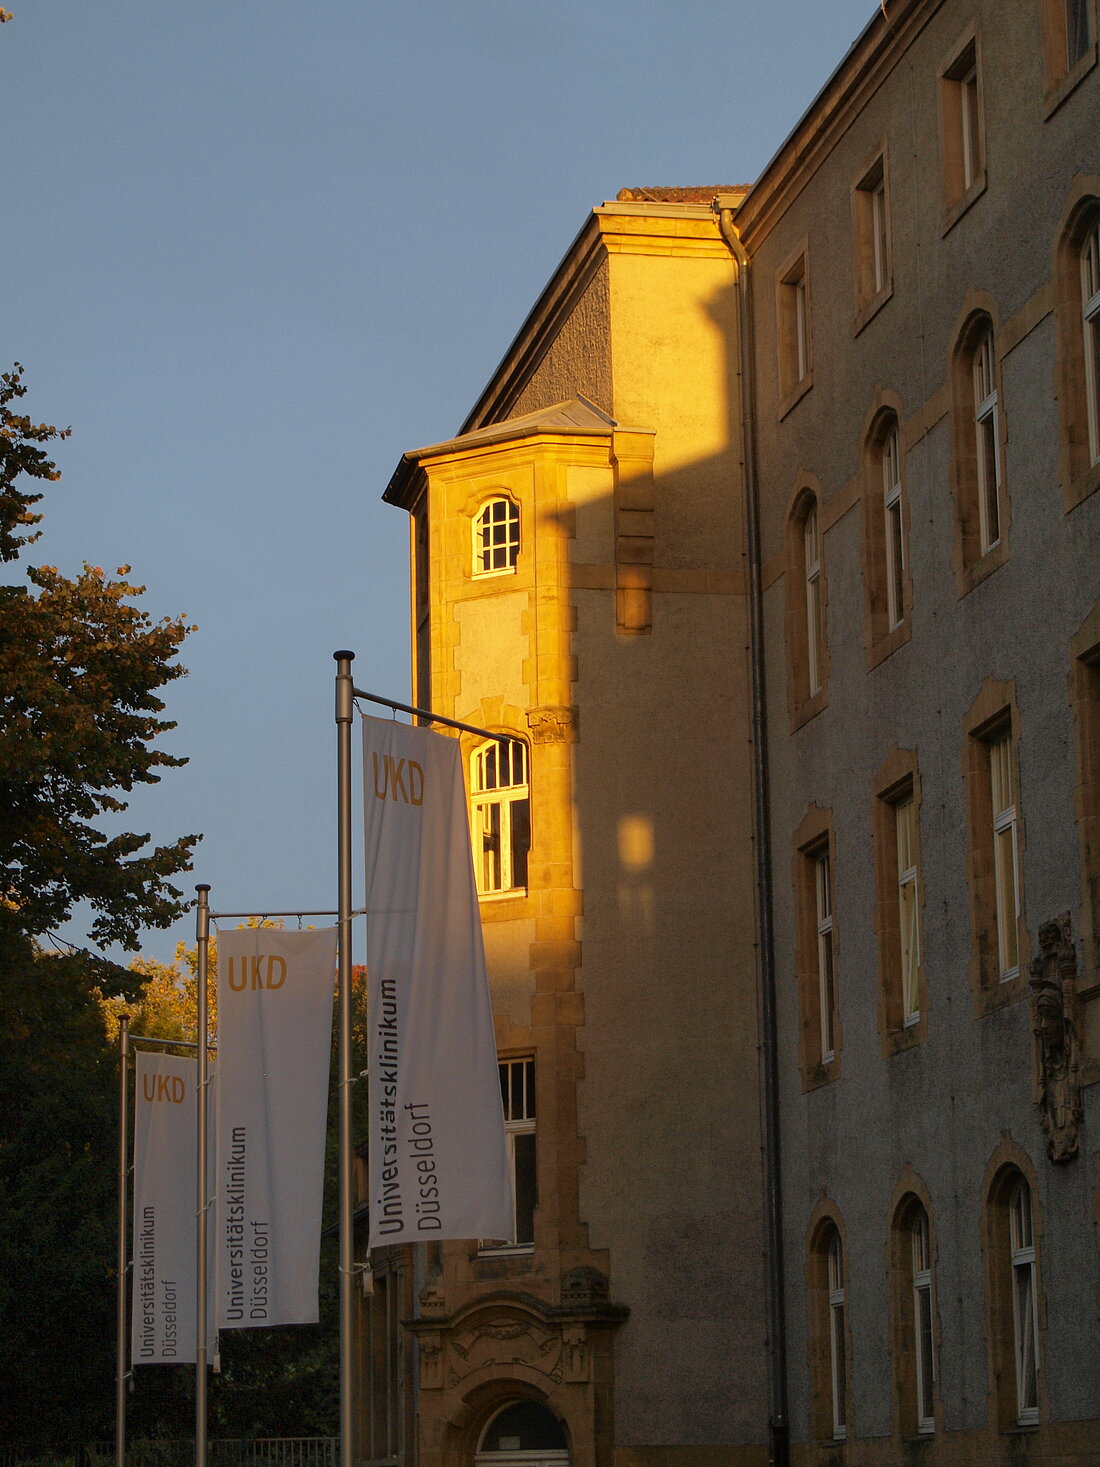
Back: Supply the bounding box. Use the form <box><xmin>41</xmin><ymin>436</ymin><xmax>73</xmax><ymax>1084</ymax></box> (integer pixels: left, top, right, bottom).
<box><xmin>475</xmin><ymin>1400</ymin><xmax>569</xmax><ymax>1467</ymax></box>
<box><xmin>1080</xmin><ymin>215</ymin><xmax>1100</xmax><ymax>465</ymax></box>
<box><xmin>473</xmin><ymin>496</ymin><xmax>520</xmax><ymax>576</ymax></box>
<box><xmin>471</xmin><ymin>737</ymin><xmax>530</xmax><ymax>894</ymax></box>
<box><xmin>862</xmin><ymin>407</ymin><xmax>911</xmax><ymax>661</ymax></box>
<box><xmin>808</xmin><ymin>1216</ymin><xmax>849</xmax><ymax>1443</ymax></box>
<box><xmin>985</xmin><ymin>1163</ymin><xmax>1042</xmax><ymax>1429</ymax></box>
<box><xmin>1008</xmin><ymin>1177</ymin><xmax>1040</xmax><ymax>1423</ymax></box>
<box><xmin>890</xmin><ymin>1196</ymin><xmax>937</xmax><ymax>1435</ymax></box>
<box><xmin>804</xmin><ymin>499</ymin><xmax>824</xmax><ymax>696</ymax></box>
<box><xmin>950</xmin><ymin>310</ymin><xmax>1008</xmax><ymax>591</ymax></box>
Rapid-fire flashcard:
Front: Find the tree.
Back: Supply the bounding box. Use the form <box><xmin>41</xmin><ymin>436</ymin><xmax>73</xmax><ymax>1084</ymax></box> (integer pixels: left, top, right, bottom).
<box><xmin>0</xmin><ymin>366</ymin><xmax>198</xmax><ymax>1443</ymax></box>
<box><xmin>0</xmin><ymin>363</ymin><xmax>199</xmax><ymax>952</ymax></box>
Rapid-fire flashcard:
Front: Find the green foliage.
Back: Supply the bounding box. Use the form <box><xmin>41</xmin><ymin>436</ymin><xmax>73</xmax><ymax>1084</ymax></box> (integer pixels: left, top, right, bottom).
<box><xmin>0</xmin><ymin>934</ymin><xmax>123</xmax><ymax>1443</ymax></box>
<box><xmin>0</xmin><ymin>364</ymin><xmax>198</xmax><ymax>949</ymax></box>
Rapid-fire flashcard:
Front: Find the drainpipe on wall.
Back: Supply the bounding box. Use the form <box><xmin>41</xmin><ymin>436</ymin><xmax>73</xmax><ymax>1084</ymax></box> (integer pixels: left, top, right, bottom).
<box><xmin>713</xmin><ymin>195</ymin><xmax>790</xmax><ymax>1467</ymax></box>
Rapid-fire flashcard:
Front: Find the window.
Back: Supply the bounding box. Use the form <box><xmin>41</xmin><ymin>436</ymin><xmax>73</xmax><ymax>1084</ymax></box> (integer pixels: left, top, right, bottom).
<box><xmin>889</xmin><ymin>1190</ymin><xmax>940</xmax><ymax>1438</ymax></box>
<box><xmin>473</xmin><ymin>496</ymin><xmax>520</xmax><ymax>576</ymax></box>
<box><xmin>777</xmin><ymin>247</ymin><xmax>812</xmax><ymax>410</ymax></box>
<box><xmin>1009</xmin><ymin>1178</ymin><xmax>1040</xmax><ymax>1423</ymax></box>
<box><xmin>973</xmin><ymin>328</ymin><xmax>1002</xmax><ymax>553</ymax></box>
<box><xmin>471</xmin><ymin>737</ymin><xmax>530</xmax><ymax>895</ymax></box>
<box><xmin>940</xmin><ymin>33</ymin><xmax>986</xmax><ymax>225</ymax></box>
<box><xmin>1071</xmin><ymin>608</ymin><xmax>1100</xmax><ymax>985</ymax></box>
<box><xmin>874</xmin><ymin>754</ymin><xmax>926</xmax><ymax>1054</ymax></box>
<box><xmin>862</xmin><ymin>408</ymin><xmax>911</xmax><ymax>662</ymax></box>
<box><xmin>911</xmin><ymin>1208</ymin><xmax>936</xmax><ymax>1433</ymax></box>
<box><xmin>795</xmin><ymin>808</ymin><xmax>840</xmax><ymax>1087</ymax></box>
<box><xmin>482</xmin><ymin>1057</ymin><xmax>536</xmax><ymax>1250</ymax></box>
<box><xmin>787</xmin><ymin>486</ymin><xmax>828</xmax><ymax>726</ymax></box>
<box><xmin>990</xmin><ymin>728</ymin><xmax>1021</xmax><ymax>981</ymax></box>
<box><xmin>963</xmin><ymin>684</ymin><xmax>1026</xmax><ymax>1010</ymax></box>
<box><xmin>1043</xmin><ymin>0</ymin><xmax>1096</xmax><ymax>108</ymax></box>
<box><xmin>827</xmin><ymin>1231</ymin><xmax>847</xmax><ymax>1441</ymax></box>
<box><xmin>804</xmin><ymin>502</ymin><xmax>824</xmax><ymax>698</ymax></box>
<box><xmin>1082</xmin><ymin>217</ymin><xmax>1100</xmax><ymax>465</ymax></box>
<box><xmin>476</xmin><ymin>1400</ymin><xmax>568</xmax><ymax>1466</ymax></box>
<box><xmin>807</xmin><ymin>1218</ymin><xmax>850</xmax><ymax>1443</ymax></box>
<box><xmin>985</xmin><ymin>1159</ymin><xmax>1044</xmax><ymax>1431</ymax></box>
<box><xmin>951</xmin><ymin>311</ymin><xmax>1009</xmax><ymax>592</ymax></box>
<box><xmin>1055</xmin><ymin>196</ymin><xmax>1100</xmax><ymax>505</ymax></box>
<box><xmin>815</xmin><ymin>847</ymin><xmax>837</xmax><ymax>1064</ymax></box>
<box><xmin>853</xmin><ymin>151</ymin><xmax>891</xmax><ymax>320</ymax></box>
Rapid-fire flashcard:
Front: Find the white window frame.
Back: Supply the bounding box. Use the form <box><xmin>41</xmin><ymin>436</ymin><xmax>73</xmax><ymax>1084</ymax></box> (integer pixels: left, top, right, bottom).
<box><xmin>1009</xmin><ymin>1178</ymin><xmax>1039</xmax><ymax>1424</ymax></box>
<box><xmin>895</xmin><ymin>790</ymin><xmax>921</xmax><ymax>1025</ymax></box>
<box><xmin>804</xmin><ymin>502</ymin><xmax>823</xmax><ymax>696</ymax></box>
<box><xmin>827</xmin><ymin>1230</ymin><xmax>848</xmax><ymax>1441</ymax></box>
<box><xmin>882</xmin><ymin>424</ymin><xmax>905</xmax><ymax>630</ymax></box>
<box><xmin>481</xmin><ymin>1057</ymin><xmax>536</xmax><ymax>1253</ymax></box>
<box><xmin>989</xmin><ymin>729</ymin><xmax>1020</xmax><ymax>981</ymax></box>
<box><xmin>471</xmin><ymin>737</ymin><xmax>530</xmax><ymax>896</ymax></box>
<box><xmin>911</xmin><ymin>1208</ymin><xmax>936</xmax><ymax>1434</ymax></box>
<box><xmin>815</xmin><ymin>846</ymin><xmax>836</xmax><ymax>1063</ymax></box>
<box><xmin>473</xmin><ymin>496</ymin><xmax>520</xmax><ymax>577</ymax></box>
<box><xmin>959</xmin><ymin>58</ymin><xmax>982</xmax><ymax>191</ymax></box>
<box><xmin>1082</xmin><ymin>218</ymin><xmax>1100</xmax><ymax>466</ymax></box>
<box><xmin>972</xmin><ymin>329</ymin><xmax>1001</xmax><ymax>553</ymax></box>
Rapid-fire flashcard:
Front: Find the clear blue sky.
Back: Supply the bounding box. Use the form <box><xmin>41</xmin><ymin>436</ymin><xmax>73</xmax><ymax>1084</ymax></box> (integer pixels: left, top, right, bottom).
<box><xmin>3</xmin><ymin>0</ymin><xmax>874</xmax><ymax>962</ymax></box>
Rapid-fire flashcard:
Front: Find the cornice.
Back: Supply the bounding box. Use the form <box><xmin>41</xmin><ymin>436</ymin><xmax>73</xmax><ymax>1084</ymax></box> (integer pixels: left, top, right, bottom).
<box><xmin>736</xmin><ymin>0</ymin><xmax>942</xmax><ymax>251</ymax></box>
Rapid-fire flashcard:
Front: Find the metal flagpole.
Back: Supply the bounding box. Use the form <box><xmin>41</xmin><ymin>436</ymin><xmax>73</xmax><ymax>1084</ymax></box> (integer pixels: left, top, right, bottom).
<box><xmin>195</xmin><ymin>884</ymin><xmax>212</xmax><ymax>1467</ymax></box>
<box><xmin>116</xmin><ymin>1014</ymin><xmax>130</xmax><ymax>1467</ymax></box>
<box><xmin>335</xmin><ymin>651</ymin><xmax>356</xmax><ymax>1467</ymax></box>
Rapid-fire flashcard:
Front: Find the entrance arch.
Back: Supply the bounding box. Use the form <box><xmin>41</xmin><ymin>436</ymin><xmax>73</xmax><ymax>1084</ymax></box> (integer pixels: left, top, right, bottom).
<box><xmin>474</xmin><ymin>1400</ymin><xmax>570</xmax><ymax>1467</ymax></box>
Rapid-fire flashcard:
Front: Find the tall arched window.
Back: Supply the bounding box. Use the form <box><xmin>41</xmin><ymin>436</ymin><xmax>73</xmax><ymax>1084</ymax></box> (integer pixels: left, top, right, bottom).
<box><xmin>473</xmin><ymin>496</ymin><xmax>520</xmax><ymax>576</ymax></box>
<box><xmin>1055</xmin><ymin>196</ymin><xmax>1100</xmax><ymax>506</ymax></box>
<box><xmin>471</xmin><ymin>737</ymin><xmax>530</xmax><ymax>894</ymax></box>
<box><xmin>862</xmin><ymin>407</ymin><xmax>911</xmax><ymax>662</ymax></box>
<box><xmin>808</xmin><ymin>1216</ymin><xmax>849</xmax><ymax>1443</ymax></box>
<box><xmin>985</xmin><ymin>1163</ymin><xmax>1042</xmax><ymax>1429</ymax></box>
<box><xmin>951</xmin><ymin>309</ymin><xmax>1008</xmax><ymax>591</ymax></box>
<box><xmin>1080</xmin><ymin>215</ymin><xmax>1100</xmax><ymax>465</ymax></box>
<box><xmin>804</xmin><ymin>500</ymin><xmax>824</xmax><ymax>697</ymax></box>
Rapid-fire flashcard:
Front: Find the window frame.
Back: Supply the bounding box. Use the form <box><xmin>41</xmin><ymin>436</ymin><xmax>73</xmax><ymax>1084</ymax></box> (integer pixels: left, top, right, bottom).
<box><xmin>911</xmin><ymin>1207</ymin><xmax>936</xmax><ymax>1435</ymax></box>
<box><xmin>1009</xmin><ymin>1178</ymin><xmax>1040</xmax><ymax>1425</ymax></box>
<box><xmin>776</xmin><ymin>244</ymin><xmax>813</xmax><ymax>415</ymax></box>
<box><xmin>862</xmin><ymin>405</ymin><xmax>912</xmax><ymax>665</ymax></box>
<box><xmin>939</xmin><ymin>30</ymin><xmax>987</xmax><ymax>232</ymax></box>
<box><xmin>963</xmin><ymin>684</ymin><xmax>1027</xmax><ymax>1014</ymax></box>
<box><xmin>806</xmin><ymin>1213</ymin><xmax>851</xmax><ymax>1446</ymax></box>
<box><xmin>480</xmin><ymin>1056</ymin><xmax>536</xmax><ymax>1253</ymax></box>
<box><xmin>470</xmin><ymin>736</ymin><xmax>531</xmax><ymax>897</ymax></box>
<box><xmin>950</xmin><ymin>309</ymin><xmax>1009</xmax><ymax>594</ymax></box>
<box><xmin>1055</xmin><ymin>191</ymin><xmax>1100</xmax><ymax>508</ymax></box>
<box><xmin>795</xmin><ymin>807</ymin><xmax>840</xmax><ymax>1089</ymax></box>
<box><xmin>873</xmin><ymin>752</ymin><xmax>926</xmax><ymax>1055</ymax></box>
<box><xmin>786</xmin><ymin>484</ymin><xmax>829</xmax><ymax>728</ymax></box>
<box><xmin>852</xmin><ymin>147</ymin><xmax>893</xmax><ymax>329</ymax></box>
<box><xmin>472</xmin><ymin>495</ymin><xmax>521</xmax><ymax>579</ymax></box>
<box><xmin>983</xmin><ymin>1157</ymin><xmax>1044</xmax><ymax>1433</ymax></box>
<box><xmin>1042</xmin><ymin>0</ymin><xmax>1097</xmax><ymax>114</ymax></box>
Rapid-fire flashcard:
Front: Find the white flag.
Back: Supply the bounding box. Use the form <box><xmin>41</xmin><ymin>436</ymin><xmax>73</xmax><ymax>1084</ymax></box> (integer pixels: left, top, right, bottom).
<box><xmin>215</xmin><ymin>927</ymin><xmax>336</xmax><ymax>1329</ymax></box>
<box><xmin>362</xmin><ymin>715</ymin><xmax>512</xmax><ymax>1248</ymax></box>
<box><xmin>131</xmin><ymin>1052</ymin><xmax>213</xmax><ymax>1363</ymax></box>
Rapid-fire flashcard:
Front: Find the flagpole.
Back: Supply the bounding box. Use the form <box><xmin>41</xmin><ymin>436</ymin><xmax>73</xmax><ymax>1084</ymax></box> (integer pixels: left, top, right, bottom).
<box><xmin>116</xmin><ymin>1014</ymin><xmax>130</xmax><ymax>1467</ymax></box>
<box><xmin>195</xmin><ymin>884</ymin><xmax>212</xmax><ymax>1467</ymax></box>
<box><xmin>335</xmin><ymin>651</ymin><xmax>356</xmax><ymax>1467</ymax></box>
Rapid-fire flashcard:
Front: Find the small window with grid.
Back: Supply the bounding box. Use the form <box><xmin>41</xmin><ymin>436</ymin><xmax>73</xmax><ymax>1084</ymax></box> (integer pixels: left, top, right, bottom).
<box><xmin>473</xmin><ymin>497</ymin><xmax>520</xmax><ymax>576</ymax></box>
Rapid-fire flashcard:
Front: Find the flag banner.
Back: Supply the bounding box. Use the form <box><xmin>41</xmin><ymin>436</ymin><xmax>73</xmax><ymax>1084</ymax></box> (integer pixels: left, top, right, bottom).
<box><xmin>362</xmin><ymin>714</ymin><xmax>512</xmax><ymax>1248</ymax></box>
<box><xmin>131</xmin><ymin>1051</ymin><xmax>213</xmax><ymax>1363</ymax></box>
<box><xmin>215</xmin><ymin>926</ymin><xmax>337</xmax><ymax>1329</ymax></box>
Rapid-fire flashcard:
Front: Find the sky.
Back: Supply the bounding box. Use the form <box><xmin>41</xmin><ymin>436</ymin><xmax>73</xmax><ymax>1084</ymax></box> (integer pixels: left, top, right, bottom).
<box><xmin>3</xmin><ymin>0</ymin><xmax>875</xmax><ymax>964</ymax></box>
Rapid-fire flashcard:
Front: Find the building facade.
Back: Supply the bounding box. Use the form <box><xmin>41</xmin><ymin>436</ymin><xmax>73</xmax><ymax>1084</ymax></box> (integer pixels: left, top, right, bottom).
<box><xmin>364</xmin><ymin>2</ymin><xmax>1100</xmax><ymax>1464</ymax></box>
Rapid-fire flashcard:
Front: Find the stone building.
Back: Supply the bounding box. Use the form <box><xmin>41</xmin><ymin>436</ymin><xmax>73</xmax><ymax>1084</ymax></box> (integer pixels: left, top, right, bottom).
<box><xmin>361</xmin><ymin>1</ymin><xmax>1100</xmax><ymax>1464</ymax></box>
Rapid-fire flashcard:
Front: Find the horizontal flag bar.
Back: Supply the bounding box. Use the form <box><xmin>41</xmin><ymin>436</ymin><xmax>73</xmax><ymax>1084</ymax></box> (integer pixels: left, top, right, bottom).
<box><xmin>354</xmin><ymin>687</ymin><xmax>510</xmax><ymax>744</ymax></box>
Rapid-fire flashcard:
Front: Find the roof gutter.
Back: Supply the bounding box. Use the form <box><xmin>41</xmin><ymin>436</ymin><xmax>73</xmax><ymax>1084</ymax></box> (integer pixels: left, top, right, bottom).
<box><xmin>713</xmin><ymin>194</ymin><xmax>789</xmax><ymax>1467</ymax></box>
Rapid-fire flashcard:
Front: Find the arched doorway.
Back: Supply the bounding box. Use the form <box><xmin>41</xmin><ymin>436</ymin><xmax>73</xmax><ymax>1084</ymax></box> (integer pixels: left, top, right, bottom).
<box><xmin>474</xmin><ymin>1400</ymin><xmax>570</xmax><ymax>1467</ymax></box>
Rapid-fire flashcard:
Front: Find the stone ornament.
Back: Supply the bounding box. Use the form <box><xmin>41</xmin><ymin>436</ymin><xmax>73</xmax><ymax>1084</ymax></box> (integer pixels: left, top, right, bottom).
<box><xmin>1028</xmin><ymin>913</ymin><xmax>1083</xmax><ymax>1162</ymax></box>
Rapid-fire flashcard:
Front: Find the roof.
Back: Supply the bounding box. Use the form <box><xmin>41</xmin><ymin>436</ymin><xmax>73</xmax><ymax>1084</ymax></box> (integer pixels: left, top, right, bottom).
<box><xmin>615</xmin><ymin>186</ymin><xmax>748</xmax><ymax>204</ymax></box>
<box><xmin>383</xmin><ymin>397</ymin><xmax>624</xmax><ymax>507</ymax></box>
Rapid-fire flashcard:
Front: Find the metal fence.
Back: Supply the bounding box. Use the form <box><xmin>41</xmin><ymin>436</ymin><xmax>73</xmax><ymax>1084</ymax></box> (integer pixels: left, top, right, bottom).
<box><xmin>1</xmin><ymin>1441</ymin><xmax>338</xmax><ymax>1467</ymax></box>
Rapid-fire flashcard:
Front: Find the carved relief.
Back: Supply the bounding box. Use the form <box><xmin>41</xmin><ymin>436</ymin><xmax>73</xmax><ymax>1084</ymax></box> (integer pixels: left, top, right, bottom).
<box><xmin>562</xmin><ymin>1323</ymin><xmax>588</xmax><ymax>1383</ymax></box>
<box><xmin>448</xmin><ymin>1315</ymin><xmax>563</xmax><ymax>1383</ymax></box>
<box><xmin>527</xmin><ymin>705</ymin><xmax>577</xmax><ymax>744</ymax></box>
<box><xmin>419</xmin><ymin>1332</ymin><xmax>444</xmax><ymax>1390</ymax></box>
<box><xmin>1029</xmin><ymin>914</ymin><xmax>1083</xmax><ymax>1162</ymax></box>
